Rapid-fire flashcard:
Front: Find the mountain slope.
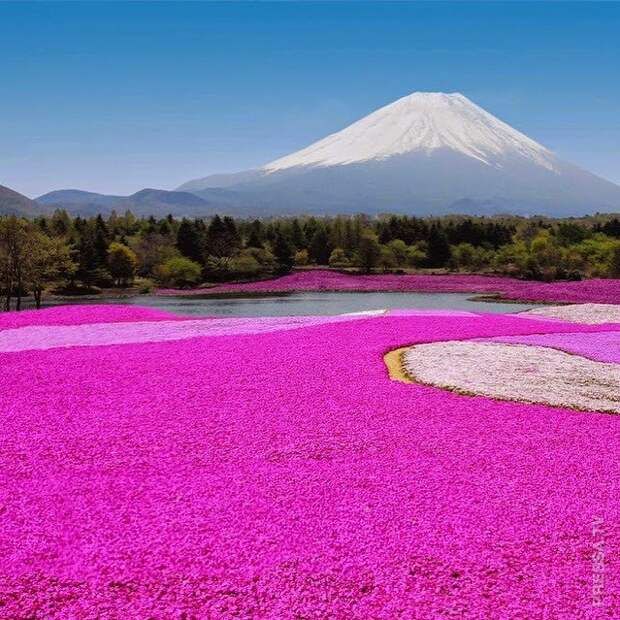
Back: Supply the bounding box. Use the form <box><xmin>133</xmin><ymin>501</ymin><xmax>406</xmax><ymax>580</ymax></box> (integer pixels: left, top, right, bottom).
<box><xmin>179</xmin><ymin>92</ymin><xmax>620</xmax><ymax>216</ymax></box>
<box><xmin>37</xmin><ymin>189</ymin><xmax>124</xmax><ymax>208</ymax></box>
<box><xmin>0</xmin><ymin>185</ymin><xmax>40</xmax><ymax>217</ymax></box>
<box><xmin>264</xmin><ymin>92</ymin><xmax>557</xmax><ymax>171</ymax></box>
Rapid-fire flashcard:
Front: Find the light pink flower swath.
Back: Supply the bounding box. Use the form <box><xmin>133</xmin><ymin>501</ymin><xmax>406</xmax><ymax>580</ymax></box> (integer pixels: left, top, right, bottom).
<box><xmin>1</xmin><ymin>305</ymin><xmax>619</xmax><ymax>618</ymax></box>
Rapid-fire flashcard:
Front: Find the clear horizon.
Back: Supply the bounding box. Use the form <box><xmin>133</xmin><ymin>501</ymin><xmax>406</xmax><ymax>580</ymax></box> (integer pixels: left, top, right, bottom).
<box><xmin>1</xmin><ymin>1</ymin><xmax>619</xmax><ymax>198</ymax></box>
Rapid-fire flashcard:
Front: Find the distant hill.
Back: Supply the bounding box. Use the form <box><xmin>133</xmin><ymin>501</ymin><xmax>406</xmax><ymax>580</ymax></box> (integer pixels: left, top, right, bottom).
<box><xmin>36</xmin><ymin>189</ymin><xmax>125</xmax><ymax>217</ymax></box>
<box><xmin>35</xmin><ymin>188</ymin><xmax>222</xmax><ymax>217</ymax></box>
<box><xmin>0</xmin><ymin>185</ymin><xmax>40</xmax><ymax>217</ymax></box>
<box><xmin>36</xmin><ymin>189</ymin><xmax>123</xmax><ymax>208</ymax></box>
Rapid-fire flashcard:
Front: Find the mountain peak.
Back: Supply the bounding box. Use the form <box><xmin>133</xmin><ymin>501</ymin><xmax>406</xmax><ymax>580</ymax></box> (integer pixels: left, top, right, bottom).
<box><xmin>401</xmin><ymin>91</ymin><xmax>466</xmax><ymax>100</ymax></box>
<box><xmin>264</xmin><ymin>91</ymin><xmax>557</xmax><ymax>173</ymax></box>
<box><xmin>178</xmin><ymin>92</ymin><xmax>620</xmax><ymax>217</ymax></box>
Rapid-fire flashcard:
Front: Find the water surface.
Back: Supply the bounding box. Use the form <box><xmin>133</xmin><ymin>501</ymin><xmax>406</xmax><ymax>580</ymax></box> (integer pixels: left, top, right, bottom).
<box><xmin>43</xmin><ymin>291</ymin><xmax>535</xmax><ymax>317</ymax></box>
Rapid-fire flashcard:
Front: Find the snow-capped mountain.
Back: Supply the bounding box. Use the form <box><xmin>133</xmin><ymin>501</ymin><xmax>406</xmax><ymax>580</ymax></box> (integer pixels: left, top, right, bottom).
<box><xmin>264</xmin><ymin>92</ymin><xmax>557</xmax><ymax>172</ymax></box>
<box><xmin>179</xmin><ymin>92</ymin><xmax>620</xmax><ymax>216</ymax></box>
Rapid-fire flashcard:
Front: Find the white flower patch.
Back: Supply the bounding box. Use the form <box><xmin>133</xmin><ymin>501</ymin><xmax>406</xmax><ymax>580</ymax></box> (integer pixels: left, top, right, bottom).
<box><xmin>402</xmin><ymin>341</ymin><xmax>620</xmax><ymax>414</ymax></box>
<box><xmin>523</xmin><ymin>303</ymin><xmax>620</xmax><ymax>324</ymax></box>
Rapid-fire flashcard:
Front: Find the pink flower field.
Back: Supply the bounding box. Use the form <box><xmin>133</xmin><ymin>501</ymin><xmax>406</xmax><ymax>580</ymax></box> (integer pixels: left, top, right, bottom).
<box><xmin>1</xmin><ymin>304</ymin><xmax>620</xmax><ymax>618</ymax></box>
<box><xmin>158</xmin><ymin>270</ymin><xmax>620</xmax><ymax>305</ymax></box>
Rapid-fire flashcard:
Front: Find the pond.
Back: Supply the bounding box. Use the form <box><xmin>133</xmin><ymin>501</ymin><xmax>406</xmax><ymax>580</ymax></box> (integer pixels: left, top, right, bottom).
<box><xmin>42</xmin><ymin>291</ymin><xmax>536</xmax><ymax>317</ymax></box>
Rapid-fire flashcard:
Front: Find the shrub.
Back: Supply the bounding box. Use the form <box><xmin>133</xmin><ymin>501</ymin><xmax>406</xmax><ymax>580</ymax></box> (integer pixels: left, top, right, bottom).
<box><xmin>294</xmin><ymin>249</ymin><xmax>309</xmax><ymax>266</ymax></box>
<box><xmin>157</xmin><ymin>256</ymin><xmax>202</xmax><ymax>288</ymax></box>
<box><xmin>328</xmin><ymin>248</ymin><xmax>350</xmax><ymax>268</ymax></box>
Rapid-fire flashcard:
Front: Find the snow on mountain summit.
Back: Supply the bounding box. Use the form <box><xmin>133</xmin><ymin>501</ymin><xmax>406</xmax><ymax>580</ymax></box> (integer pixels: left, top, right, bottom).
<box><xmin>264</xmin><ymin>92</ymin><xmax>558</xmax><ymax>172</ymax></box>
<box><xmin>178</xmin><ymin>91</ymin><xmax>620</xmax><ymax>216</ymax></box>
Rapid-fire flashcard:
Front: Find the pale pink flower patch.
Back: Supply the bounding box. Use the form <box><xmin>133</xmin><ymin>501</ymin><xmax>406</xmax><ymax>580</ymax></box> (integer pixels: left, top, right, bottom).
<box><xmin>485</xmin><ymin>331</ymin><xmax>620</xmax><ymax>364</ymax></box>
<box><xmin>403</xmin><ymin>340</ymin><xmax>620</xmax><ymax>413</ymax></box>
<box><xmin>524</xmin><ymin>303</ymin><xmax>620</xmax><ymax>324</ymax></box>
<box><xmin>0</xmin><ymin>313</ymin><xmax>382</xmax><ymax>353</ymax></box>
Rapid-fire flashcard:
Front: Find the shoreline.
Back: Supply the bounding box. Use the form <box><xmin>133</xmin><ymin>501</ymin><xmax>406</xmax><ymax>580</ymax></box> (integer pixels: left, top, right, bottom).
<box><xmin>154</xmin><ymin>270</ymin><xmax>620</xmax><ymax>305</ymax></box>
<box><xmin>38</xmin><ymin>288</ymin><xmax>558</xmax><ymax>308</ymax></box>
<box><xmin>18</xmin><ymin>270</ymin><xmax>619</xmax><ymax>308</ymax></box>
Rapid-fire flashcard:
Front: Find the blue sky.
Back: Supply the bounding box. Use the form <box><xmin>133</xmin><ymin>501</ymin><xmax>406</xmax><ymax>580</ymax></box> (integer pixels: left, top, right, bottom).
<box><xmin>1</xmin><ymin>1</ymin><xmax>619</xmax><ymax>197</ymax></box>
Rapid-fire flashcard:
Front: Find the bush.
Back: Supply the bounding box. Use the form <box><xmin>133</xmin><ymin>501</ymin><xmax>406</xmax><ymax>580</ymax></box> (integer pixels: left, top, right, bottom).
<box><xmin>294</xmin><ymin>249</ymin><xmax>309</xmax><ymax>266</ymax></box>
<box><xmin>407</xmin><ymin>243</ymin><xmax>427</xmax><ymax>268</ymax></box>
<box><xmin>357</xmin><ymin>232</ymin><xmax>381</xmax><ymax>273</ymax></box>
<box><xmin>328</xmin><ymin>248</ymin><xmax>350</xmax><ymax>268</ymax></box>
<box><xmin>228</xmin><ymin>253</ymin><xmax>262</xmax><ymax>277</ymax></box>
<box><xmin>157</xmin><ymin>256</ymin><xmax>202</xmax><ymax>288</ymax></box>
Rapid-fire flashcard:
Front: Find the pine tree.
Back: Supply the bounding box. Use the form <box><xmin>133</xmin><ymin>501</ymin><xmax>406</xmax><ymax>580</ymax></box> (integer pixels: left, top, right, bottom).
<box><xmin>290</xmin><ymin>219</ymin><xmax>306</xmax><ymax>249</ymax></box>
<box><xmin>273</xmin><ymin>232</ymin><xmax>294</xmax><ymax>274</ymax></box>
<box><xmin>358</xmin><ymin>232</ymin><xmax>381</xmax><ymax>273</ymax></box>
<box><xmin>177</xmin><ymin>219</ymin><xmax>203</xmax><ymax>263</ymax></box>
<box><xmin>246</xmin><ymin>220</ymin><xmax>264</xmax><ymax>248</ymax></box>
<box><xmin>309</xmin><ymin>227</ymin><xmax>331</xmax><ymax>265</ymax></box>
<box><xmin>93</xmin><ymin>216</ymin><xmax>109</xmax><ymax>266</ymax></box>
<box><xmin>426</xmin><ymin>224</ymin><xmax>452</xmax><ymax>267</ymax></box>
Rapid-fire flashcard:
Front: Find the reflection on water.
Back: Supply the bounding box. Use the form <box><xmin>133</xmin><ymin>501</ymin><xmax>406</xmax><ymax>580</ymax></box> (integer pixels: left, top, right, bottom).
<box><xmin>42</xmin><ymin>291</ymin><xmax>535</xmax><ymax>317</ymax></box>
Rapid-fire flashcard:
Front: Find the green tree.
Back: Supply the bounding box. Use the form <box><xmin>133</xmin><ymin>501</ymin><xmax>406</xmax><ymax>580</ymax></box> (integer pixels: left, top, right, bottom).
<box><xmin>0</xmin><ymin>217</ymin><xmax>30</xmax><ymax>310</ymax></box>
<box><xmin>387</xmin><ymin>239</ymin><xmax>409</xmax><ymax>267</ymax></box>
<box><xmin>358</xmin><ymin>232</ymin><xmax>381</xmax><ymax>273</ymax></box>
<box><xmin>28</xmin><ymin>234</ymin><xmax>76</xmax><ymax>308</ymax></box>
<box><xmin>407</xmin><ymin>243</ymin><xmax>427</xmax><ymax>268</ymax></box>
<box><xmin>130</xmin><ymin>232</ymin><xmax>179</xmax><ymax>277</ymax></box>
<box><xmin>273</xmin><ymin>232</ymin><xmax>294</xmax><ymax>274</ymax></box>
<box><xmin>75</xmin><ymin>223</ymin><xmax>109</xmax><ymax>287</ymax></box>
<box><xmin>206</xmin><ymin>215</ymin><xmax>240</xmax><ymax>271</ymax></box>
<box><xmin>290</xmin><ymin>219</ymin><xmax>307</xmax><ymax>249</ymax></box>
<box><xmin>379</xmin><ymin>245</ymin><xmax>397</xmax><ymax>272</ymax></box>
<box><xmin>245</xmin><ymin>246</ymin><xmax>275</xmax><ymax>270</ymax></box>
<box><xmin>426</xmin><ymin>224</ymin><xmax>451</xmax><ymax>268</ymax></box>
<box><xmin>493</xmin><ymin>240</ymin><xmax>530</xmax><ymax>277</ymax></box>
<box><xmin>107</xmin><ymin>242</ymin><xmax>137</xmax><ymax>287</ymax></box>
<box><xmin>93</xmin><ymin>215</ymin><xmax>110</xmax><ymax>266</ymax></box>
<box><xmin>609</xmin><ymin>244</ymin><xmax>620</xmax><ymax>278</ymax></box>
<box><xmin>0</xmin><ymin>218</ymin><xmax>76</xmax><ymax>310</ymax></box>
<box><xmin>452</xmin><ymin>243</ymin><xmax>476</xmax><ymax>271</ymax></box>
<box><xmin>246</xmin><ymin>219</ymin><xmax>264</xmax><ymax>248</ymax></box>
<box><xmin>308</xmin><ymin>227</ymin><xmax>331</xmax><ymax>264</ymax></box>
<box><xmin>530</xmin><ymin>230</ymin><xmax>562</xmax><ymax>279</ymax></box>
<box><xmin>177</xmin><ymin>218</ymin><xmax>204</xmax><ymax>263</ymax></box>
<box><xmin>50</xmin><ymin>209</ymin><xmax>73</xmax><ymax>237</ymax></box>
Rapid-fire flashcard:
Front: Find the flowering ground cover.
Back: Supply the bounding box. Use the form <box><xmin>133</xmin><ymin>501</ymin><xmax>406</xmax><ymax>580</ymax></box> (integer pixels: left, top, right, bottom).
<box><xmin>485</xmin><ymin>331</ymin><xmax>620</xmax><ymax>364</ymax></box>
<box><xmin>0</xmin><ymin>304</ymin><xmax>186</xmax><ymax>331</ymax></box>
<box><xmin>158</xmin><ymin>269</ymin><xmax>620</xmax><ymax>305</ymax></box>
<box><xmin>2</xmin><ymin>305</ymin><xmax>620</xmax><ymax>618</ymax></box>
<box><xmin>524</xmin><ymin>303</ymin><xmax>620</xmax><ymax>324</ymax></box>
<box><xmin>0</xmin><ymin>313</ymin><xmax>382</xmax><ymax>354</ymax></box>
<box><xmin>402</xmin><ymin>340</ymin><xmax>620</xmax><ymax>413</ymax></box>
